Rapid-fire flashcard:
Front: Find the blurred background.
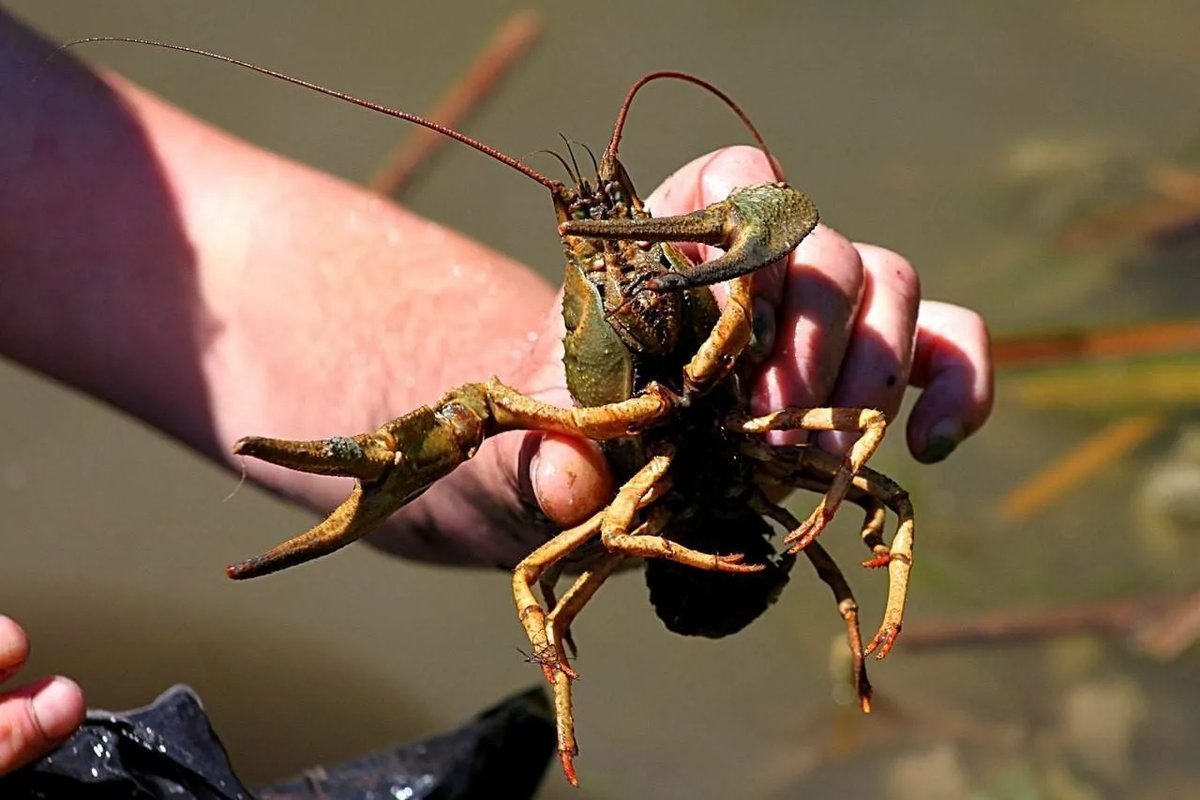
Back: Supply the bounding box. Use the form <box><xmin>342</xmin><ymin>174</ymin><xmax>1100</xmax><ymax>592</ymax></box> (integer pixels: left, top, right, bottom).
<box><xmin>3</xmin><ymin>2</ymin><xmax>1200</xmax><ymax>797</ymax></box>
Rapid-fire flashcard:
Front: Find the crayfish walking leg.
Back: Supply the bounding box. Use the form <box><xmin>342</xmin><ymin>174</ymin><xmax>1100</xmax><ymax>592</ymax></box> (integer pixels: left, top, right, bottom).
<box><xmin>729</xmin><ymin>407</ymin><xmax>888</xmax><ymax>553</ymax></box>
<box><xmin>756</xmin><ymin>445</ymin><xmax>915</xmax><ymax>659</ymax></box>
<box><xmin>510</xmin><ymin>460</ymin><xmax>670</xmax><ymax>786</ymax></box>
<box><xmin>597</xmin><ymin>446</ymin><xmax>766</xmax><ymax>572</ymax></box>
<box><xmin>751</xmin><ymin>492</ymin><xmax>872</xmax><ymax>710</ymax></box>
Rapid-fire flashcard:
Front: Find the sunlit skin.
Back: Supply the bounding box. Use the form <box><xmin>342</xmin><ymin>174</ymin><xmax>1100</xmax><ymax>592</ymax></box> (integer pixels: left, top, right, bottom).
<box><xmin>0</xmin><ymin>10</ymin><xmax>993</xmax><ymax>775</ymax></box>
<box><xmin>0</xmin><ymin>617</ymin><xmax>86</xmax><ymax>774</ymax></box>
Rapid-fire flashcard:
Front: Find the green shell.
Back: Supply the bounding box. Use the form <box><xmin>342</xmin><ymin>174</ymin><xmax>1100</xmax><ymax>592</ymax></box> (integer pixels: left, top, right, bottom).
<box><xmin>561</xmin><ymin>260</ymin><xmax>633</xmax><ymax>407</ymax></box>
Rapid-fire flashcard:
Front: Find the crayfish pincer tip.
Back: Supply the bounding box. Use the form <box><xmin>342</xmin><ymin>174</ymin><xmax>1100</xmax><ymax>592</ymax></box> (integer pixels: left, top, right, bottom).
<box><xmin>232</xmin><ymin>435</ymin><xmax>292</xmax><ymax>459</ymax></box>
<box><xmin>232</xmin><ymin>436</ymin><xmax>257</xmax><ymax>455</ymax></box>
<box><xmin>225</xmin><ymin>560</ymin><xmax>256</xmax><ymax>580</ymax></box>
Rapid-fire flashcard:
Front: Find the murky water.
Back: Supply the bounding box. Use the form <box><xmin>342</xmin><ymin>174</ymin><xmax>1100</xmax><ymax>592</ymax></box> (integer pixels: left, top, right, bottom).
<box><xmin>4</xmin><ymin>2</ymin><xmax>1199</xmax><ymax>797</ymax></box>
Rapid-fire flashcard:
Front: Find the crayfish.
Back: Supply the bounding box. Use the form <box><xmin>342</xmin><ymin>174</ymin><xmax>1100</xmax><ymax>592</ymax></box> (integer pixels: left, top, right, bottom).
<box><xmin>69</xmin><ymin>40</ymin><xmax>916</xmax><ymax>787</ymax></box>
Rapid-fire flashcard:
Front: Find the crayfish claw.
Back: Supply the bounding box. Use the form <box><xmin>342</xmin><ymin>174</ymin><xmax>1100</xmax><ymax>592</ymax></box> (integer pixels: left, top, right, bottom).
<box><xmin>226</xmin><ymin>481</ymin><xmax>397</xmax><ymax>579</ymax></box>
<box><xmin>230</xmin><ymin>390</ymin><xmax>495</xmax><ymax>580</ymax></box>
<box><xmin>234</xmin><ymin>433</ymin><xmax>394</xmax><ymax>480</ymax></box>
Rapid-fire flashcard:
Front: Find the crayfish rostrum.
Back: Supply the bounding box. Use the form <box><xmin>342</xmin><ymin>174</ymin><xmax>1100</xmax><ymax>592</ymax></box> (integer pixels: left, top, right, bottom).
<box><xmin>76</xmin><ymin>41</ymin><xmax>916</xmax><ymax>787</ymax></box>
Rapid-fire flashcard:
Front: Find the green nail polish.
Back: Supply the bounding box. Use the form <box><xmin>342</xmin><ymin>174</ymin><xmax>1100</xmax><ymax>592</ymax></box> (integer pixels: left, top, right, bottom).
<box><xmin>921</xmin><ymin>419</ymin><xmax>965</xmax><ymax>463</ymax></box>
<box><xmin>748</xmin><ymin>298</ymin><xmax>776</xmax><ymax>362</ymax></box>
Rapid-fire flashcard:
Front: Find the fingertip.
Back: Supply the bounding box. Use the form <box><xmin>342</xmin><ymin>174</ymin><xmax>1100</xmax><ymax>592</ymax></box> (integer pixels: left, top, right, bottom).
<box><xmin>644</xmin><ymin>146</ymin><xmax>789</xmax><ymax>305</ymax></box>
<box><xmin>907</xmin><ymin>302</ymin><xmax>994</xmax><ymax>462</ymax></box>
<box><xmin>530</xmin><ymin>434</ymin><xmax>614</xmax><ymax>527</ymax></box>
<box><xmin>0</xmin><ymin>675</ymin><xmax>85</xmax><ymax>774</ymax></box>
<box><xmin>906</xmin><ymin>371</ymin><xmax>991</xmax><ymax>462</ymax></box>
<box><xmin>908</xmin><ymin>415</ymin><xmax>968</xmax><ymax>464</ymax></box>
<box><xmin>0</xmin><ymin>616</ymin><xmax>30</xmax><ymax>677</ymax></box>
<box><xmin>697</xmin><ymin>147</ymin><xmax>790</xmax><ymax>302</ymax></box>
<box><xmin>30</xmin><ymin>676</ymin><xmax>85</xmax><ymax>741</ymax></box>
<box><xmin>645</xmin><ymin>151</ymin><xmax>718</xmax><ymax>218</ymax></box>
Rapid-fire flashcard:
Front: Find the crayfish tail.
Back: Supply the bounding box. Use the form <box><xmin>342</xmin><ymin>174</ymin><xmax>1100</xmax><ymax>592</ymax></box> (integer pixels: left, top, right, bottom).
<box><xmin>234</xmin><ymin>433</ymin><xmax>394</xmax><ymax>480</ymax></box>
<box><xmin>226</xmin><ymin>483</ymin><xmax>387</xmax><ymax>579</ymax></box>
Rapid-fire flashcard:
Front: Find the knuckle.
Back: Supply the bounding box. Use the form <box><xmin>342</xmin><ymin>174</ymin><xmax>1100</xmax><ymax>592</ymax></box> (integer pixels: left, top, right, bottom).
<box><xmin>700</xmin><ymin>145</ymin><xmax>776</xmax><ymax>199</ymax></box>
<box><xmin>0</xmin><ymin>697</ymin><xmax>44</xmax><ymax>760</ymax></box>
<box><xmin>820</xmin><ymin>228</ymin><xmax>866</xmax><ymax>281</ymax></box>
<box><xmin>961</xmin><ymin>307</ymin><xmax>990</xmax><ymax>342</ymax></box>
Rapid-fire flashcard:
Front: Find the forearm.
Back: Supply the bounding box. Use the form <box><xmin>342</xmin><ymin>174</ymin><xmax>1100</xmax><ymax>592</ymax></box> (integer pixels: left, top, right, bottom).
<box><xmin>0</xmin><ymin>11</ymin><xmax>554</xmax><ymax>462</ymax></box>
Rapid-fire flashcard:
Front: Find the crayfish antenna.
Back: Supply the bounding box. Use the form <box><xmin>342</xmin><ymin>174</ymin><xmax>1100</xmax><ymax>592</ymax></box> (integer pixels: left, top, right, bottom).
<box><xmin>226</xmin><ymin>482</ymin><xmax>394</xmax><ymax>579</ymax></box>
<box><xmin>51</xmin><ymin>38</ymin><xmax>562</xmax><ymax>191</ymax></box>
<box><xmin>604</xmin><ymin>71</ymin><xmax>785</xmax><ymax>183</ymax></box>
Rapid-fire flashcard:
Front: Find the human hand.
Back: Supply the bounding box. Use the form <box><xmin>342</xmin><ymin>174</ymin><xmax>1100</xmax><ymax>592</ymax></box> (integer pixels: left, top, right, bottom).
<box><xmin>645</xmin><ymin>146</ymin><xmax>993</xmax><ymax>460</ymax></box>
<box><xmin>0</xmin><ymin>616</ymin><xmax>85</xmax><ymax>775</ymax></box>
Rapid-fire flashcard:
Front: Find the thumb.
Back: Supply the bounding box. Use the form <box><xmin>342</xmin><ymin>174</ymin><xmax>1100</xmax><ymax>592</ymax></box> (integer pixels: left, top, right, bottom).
<box><xmin>381</xmin><ymin>291</ymin><xmax>614</xmax><ymax>568</ymax></box>
<box><xmin>528</xmin><ymin>433</ymin><xmax>615</xmax><ymax>528</ymax></box>
<box><xmin>504</xmin><ymin>289</ymin><xmax>615</xmax><ymax>530</ymax></box>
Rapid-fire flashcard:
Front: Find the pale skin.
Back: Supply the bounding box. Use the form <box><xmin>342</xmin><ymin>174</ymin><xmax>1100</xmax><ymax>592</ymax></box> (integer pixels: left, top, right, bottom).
<box><xmin>0</xmin><ymin>10</ymin><xmax>993</xmax><ymax>774</ymax></box>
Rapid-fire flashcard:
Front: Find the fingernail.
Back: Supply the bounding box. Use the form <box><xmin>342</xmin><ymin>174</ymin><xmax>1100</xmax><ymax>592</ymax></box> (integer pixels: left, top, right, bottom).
<box><xmin>748</xmin><ymin>297</ymin><xmax>776</xmax><ymax>362</ymax></box>
<box><xmin>529</xmin><ymin>446</ymin><xmax>547</xmax><ymax>510</ymax></box>
<box><xmin>31</xmin><ymin>677</ymin><xmax>83</xmax><ymax>741</ymax></box>
<box><xmin>919</xmin><ymin>418</ymin><xmax>966</xmax><ymax>464</ymax></box>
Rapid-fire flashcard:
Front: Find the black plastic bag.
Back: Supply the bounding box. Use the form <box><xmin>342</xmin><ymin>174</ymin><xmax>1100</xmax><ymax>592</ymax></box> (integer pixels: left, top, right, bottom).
<box><xmin>2</xmin><ymin>684</ymin><xmax>554</xmax><ymax>800</ymax></box>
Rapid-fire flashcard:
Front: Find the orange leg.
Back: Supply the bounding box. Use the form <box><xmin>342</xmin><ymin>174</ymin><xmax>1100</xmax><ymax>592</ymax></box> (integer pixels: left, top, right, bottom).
<box><xmin>730</xmin><ymin>407</ymin><xmax>887</xmax><ymax>554</ymax></box>
<box><xmin>599</xmin><ymin>446</ymin><xmax>764</xmax><ymax>574</ymax></box>
<box><xmin>511</xmin><ymin>457</ymin><xmax>671</xmax><ymax>786</ymax></box>
<box><xmin>752</xmin><ymin>494</ymin><xmax>871</xmax><ymax>710</ymax></box>
<box><xmin>754</xmin><ymin>444</ymin><xmax>914</xmax><ymax>660</ymax></box>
